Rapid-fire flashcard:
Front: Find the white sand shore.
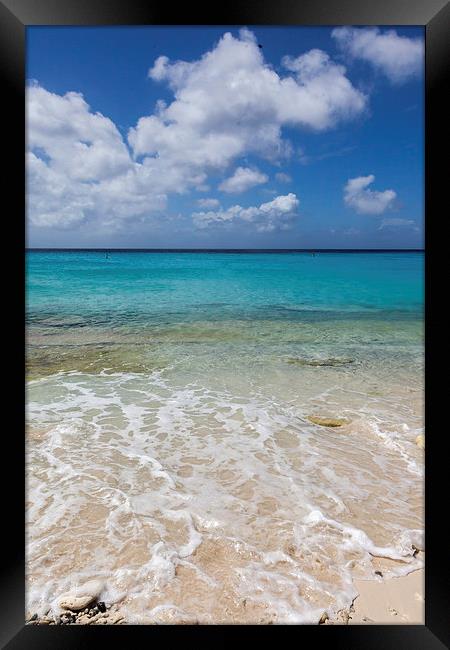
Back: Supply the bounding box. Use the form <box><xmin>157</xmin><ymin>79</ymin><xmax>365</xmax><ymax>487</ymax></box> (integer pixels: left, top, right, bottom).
<box><xmin>29</xmin><ymin>566</ymin><xmax>424</xmax><ymax>625</ymax></box>
<box><xmin>349</xmin><ymin>568</ymin><xmax>424</xmax><ymax>624</ymax></box>
<box><xmin>325</xmin><ymin>555</ymin><xmax>424</xmax><ymax>626</ymax></box>
<box><xmin>110</xmin><ymin>566</ymin><xmax>425</xmax><ymax>625</ymax></box>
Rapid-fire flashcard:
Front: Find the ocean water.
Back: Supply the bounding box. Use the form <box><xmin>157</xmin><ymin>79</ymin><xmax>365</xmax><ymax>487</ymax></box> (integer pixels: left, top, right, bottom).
<box><xmin>26</xmin><ymin>251</ymin><xmax>424</xmax><ymax>623</ymax></box>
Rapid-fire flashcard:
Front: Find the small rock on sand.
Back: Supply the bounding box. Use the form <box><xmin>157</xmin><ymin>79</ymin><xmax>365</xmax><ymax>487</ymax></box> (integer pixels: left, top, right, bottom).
<box><xmin>58</xmin><ymin>579</ymin><xmax>104</xmax><ymax>611</ymax></box>
<box><xmin>308</xmin><ymin>415</ymin><xmax>350</xmax><ymax>428</ymax></box>
<box><xmin>59</xmin><ymin>595</ymin><xmax>97</xmax><ymax>611</ymax></box>
<box><xmin>415</xmin><ymin>434</ymin><xmax>425</xmax><ymax>449</ymax></box>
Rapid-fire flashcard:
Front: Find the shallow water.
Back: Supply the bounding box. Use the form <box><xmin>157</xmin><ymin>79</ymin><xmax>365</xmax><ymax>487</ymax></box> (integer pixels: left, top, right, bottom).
<box><xmin>26</xmin><ymin>251</ymin><xmax>424</xmax><ymax>623</ymax></box>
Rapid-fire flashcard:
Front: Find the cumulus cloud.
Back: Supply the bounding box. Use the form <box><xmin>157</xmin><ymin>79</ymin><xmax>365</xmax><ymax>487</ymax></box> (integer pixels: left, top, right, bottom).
<box><xmin>131</xmin><ymin>30</ymin><xmax>366</xmax><ymax>162</ymax></box>
<box><xmin>27</xmin><ymin>29</ymin><xmax>366</xmax><ymax>231</ymax></box>
<box><xmin>275</xmin><ymin>172</ymin><xmax>292</xmax><ymax>183</ymax></box>
<box><xmin>27</xmin><ymin>85</ymin><xmax>131</xmax><ymax>182</ymax></box>
<box><xmin>192</xmin><ymin>192</ymin><xmax>299</xmax><ymax>232</ymax></box>
<box><xmin>219</xmin><ymin>166</ymin><xmax>268</xmax><ymax>193</ymax></box>
<box><xmin>26</xmin><ymin>84</ymin><xmax>169</xmax><ymax>229</ymax></box>
<box><xmin>332</xmin><ymin>27</ymin><xmax>424</xmax><ymax>84</ymax></box>
<box><xmin>344</xmin><ymin>175</ymin><xmax>396</xmax><ymax>215</ymax></box>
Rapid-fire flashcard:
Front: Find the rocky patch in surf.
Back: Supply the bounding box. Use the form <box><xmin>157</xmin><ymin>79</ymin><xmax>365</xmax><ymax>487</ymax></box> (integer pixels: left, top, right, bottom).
<box><xmin>26</xmin><ymin>579</ymin><xmax>126</xmax><ymax>625</ymax></box>
<box><xmin>26</xmin><ymin>602</ymin><xmax>126</xmax><ymax>625</ymax></box>
<box><xmin>286</xmin><ymin>357</ymin><xmax>354</xmax><ymax>367</ymax></box>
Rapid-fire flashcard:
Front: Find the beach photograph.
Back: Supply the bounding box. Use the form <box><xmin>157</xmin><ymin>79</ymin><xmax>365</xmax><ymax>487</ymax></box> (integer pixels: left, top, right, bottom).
<box><xmin>25</xmin><ymin>25</ymin><xmax>424</xmax><ymax>625</ymax></box>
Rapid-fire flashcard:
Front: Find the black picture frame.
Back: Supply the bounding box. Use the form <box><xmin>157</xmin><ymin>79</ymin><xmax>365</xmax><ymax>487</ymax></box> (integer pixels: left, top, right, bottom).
<box><xmin>2</xmin><ymin>0</ymin><xmax>448</xmax><ymax>647</ymax></box>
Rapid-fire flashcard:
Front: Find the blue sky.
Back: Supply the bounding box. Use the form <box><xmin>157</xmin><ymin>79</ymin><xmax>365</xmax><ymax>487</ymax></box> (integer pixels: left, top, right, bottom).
<box><xmin>26</xmin><ymin>26</ymin><xmax>424</xmax><ymax>248</ymax></box>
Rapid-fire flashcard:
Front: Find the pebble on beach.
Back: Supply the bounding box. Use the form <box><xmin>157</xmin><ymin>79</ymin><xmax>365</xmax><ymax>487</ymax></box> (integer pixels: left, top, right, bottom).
<box><xmin>415</xmin><ymin>434</ymin><xmax>425</xmax><ymax>449</ymax></box>
<box><xmin>307</xmin><ymin>415</ymin><xmax>350</xmax><ymax>427</ymax></box>
<box><xmin>58</xmin><ymin>579</ymin><xmax>104</xmax><ymax>611</ymax></box>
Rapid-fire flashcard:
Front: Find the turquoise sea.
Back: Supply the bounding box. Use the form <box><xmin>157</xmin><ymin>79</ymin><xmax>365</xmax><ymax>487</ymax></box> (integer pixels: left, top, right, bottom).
<box><xmin>26</xmin><ymin>251</ymin><xmax>424</xmax><ymax>623</ymax></box>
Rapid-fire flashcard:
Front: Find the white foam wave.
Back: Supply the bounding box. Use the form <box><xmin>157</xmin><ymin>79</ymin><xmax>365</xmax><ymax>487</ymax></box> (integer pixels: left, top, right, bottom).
<box><xmin>26</xmin><ymin>370</ymin><xmax>424</xmax><ymax>623</ymax></box>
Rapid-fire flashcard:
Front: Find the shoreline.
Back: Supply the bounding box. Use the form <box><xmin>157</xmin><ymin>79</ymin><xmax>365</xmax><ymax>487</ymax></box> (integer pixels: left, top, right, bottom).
<box><xmin>28</xmin><ymin>560</ymin><xmax>424</xmax><ymax>626</ymax></box>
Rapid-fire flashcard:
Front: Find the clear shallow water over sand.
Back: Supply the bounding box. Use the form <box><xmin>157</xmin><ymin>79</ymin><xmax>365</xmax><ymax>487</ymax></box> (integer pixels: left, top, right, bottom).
<box><xmin>26</xmin><ymin>251</ymin><xmax>424</xmax><ymax>623</ymax></box>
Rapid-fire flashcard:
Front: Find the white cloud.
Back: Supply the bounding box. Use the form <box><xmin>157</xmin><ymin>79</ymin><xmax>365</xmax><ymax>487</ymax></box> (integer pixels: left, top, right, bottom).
<box><xmin>344</xmin><ymin>175</ymin><xmax>396</xmax><ymax>215</ymax></box>
<box><xmin>275</xmin><ymin>172</ymin><xmax>292</xmax><ymax>183</ymax></box>
<box><xmin>196</xmin><ymin>197</ymin><xmax>220</xmax><ymax>209</ymax></box>
<box><xmin>27</xmin><ymin>29</ymin><xmax>366</xmax><ymax>231</ymax></box>
<box><xmin>192</xmin><ymin>192</ymin><xmax>299</xmax><ymax>232</ymax></box>
<box><xmin>26</xmin><ymin>84</ymin><xmax>168</xmax><ymax>229</ymax></box>
<box><xmin>132</xmin><ymin>30</ymin><xmax>366</xmax><ymax>163</ymax></box>
<box><xmin>332</xmin><ymin>27</ymin><xmax>424</xmax><ymax>84</ymax></box>
<box><xmin>219</xmin><ymin>166</ymin><xmax>268</xmax><ymax>194</ymax></box>
<box><xmin>27</xmin><ymin>85</ymin><xmax>131</xmax><ymax>182</ymax></box>
<box><xmin>379</xmin><ymin>218</ymin><xmax>415</xmax><ymax>229</ymax></box>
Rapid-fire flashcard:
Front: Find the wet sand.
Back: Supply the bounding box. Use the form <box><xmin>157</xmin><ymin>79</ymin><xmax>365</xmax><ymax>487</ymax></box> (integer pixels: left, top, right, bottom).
<box><xmin>29</xmin><ymin>567</ymin><xmax>424</xmax><ymax>626</ymax></box>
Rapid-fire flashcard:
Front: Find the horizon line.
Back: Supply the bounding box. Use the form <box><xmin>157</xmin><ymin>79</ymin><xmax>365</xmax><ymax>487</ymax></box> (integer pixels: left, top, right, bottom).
<box><xmin>26</xmin><ymin>247</ymin><xmax>425</xmax><ymax>253</ymax></box>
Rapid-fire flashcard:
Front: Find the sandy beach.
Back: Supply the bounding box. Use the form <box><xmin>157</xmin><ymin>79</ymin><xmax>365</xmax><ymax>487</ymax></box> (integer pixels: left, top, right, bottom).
<box><xmin>349</xmin><ymin>567</ymin><xmax>424</xmax><ymax>624</ymax></box>
<box><xmin>326</xmin><ymin>553</ymin><xmax>424</xmax><ymax>625</ymax></box>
